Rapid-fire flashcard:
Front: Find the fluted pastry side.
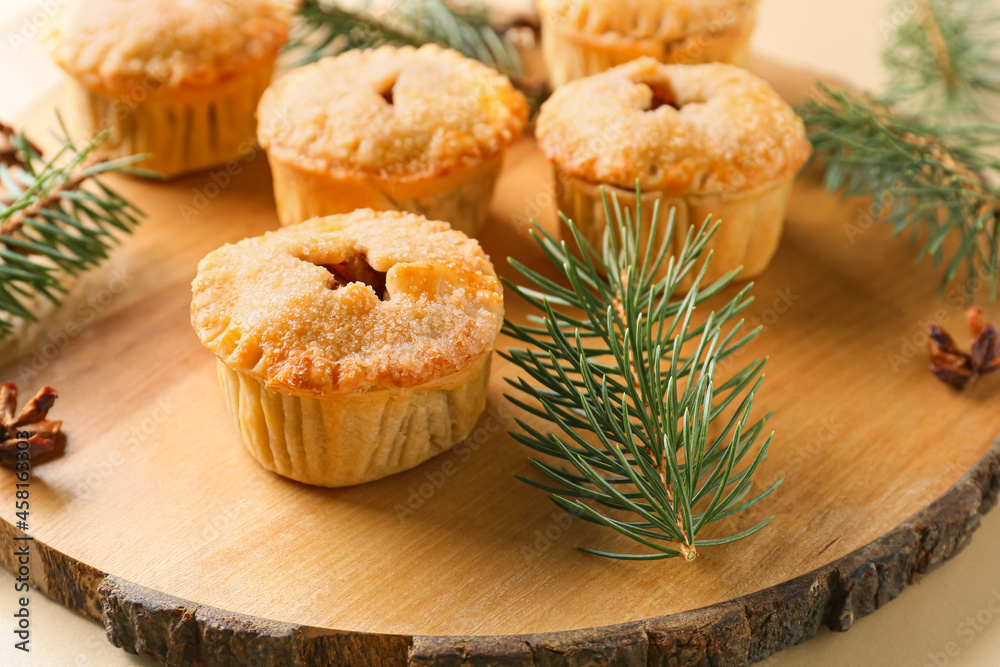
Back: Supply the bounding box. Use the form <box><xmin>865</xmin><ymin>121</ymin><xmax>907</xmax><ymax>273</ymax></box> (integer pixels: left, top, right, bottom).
<box><xmin>217</xmin><ymin>354</ymin><xmax>491</xmax><ymax>487</ymax></box>
<box><xmin>257</xmin><ymin>44</ymin><xmax>527</xmax><ymax>235</ymax></box>
<box><xmin>65</xmin><ymin>64</ymin><xmax>275</xmax><ymax>177</ymax></box>
<box><xmin>191</xmin><ymin>210</ymin><xmax>504</xmax><ymax>486</ymax></box>
<box><xmin>268</xmin><ymin>153</ymin><xmax>503</xmax><ymax>234</ymax></box>
<box><xmin>539</xmin><ymin>0</ymin><xmax>757</xmax><ymax>87</ymax></box>
<box><xmin>538</xmin><ymin>59</ymin><xmax>809</xmax><ymax>284</ymax></box>
<box><xmin>556</xmin><ymin>167</ymin><xmax>795</xmax><ymax>286</ymax></box>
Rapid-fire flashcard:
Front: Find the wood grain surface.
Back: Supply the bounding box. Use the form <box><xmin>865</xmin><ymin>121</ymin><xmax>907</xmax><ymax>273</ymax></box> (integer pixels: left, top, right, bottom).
<box><xmin>1</xmin><ymin>58</ymin><xmax>998</xmax><ymax>666</ymax></box>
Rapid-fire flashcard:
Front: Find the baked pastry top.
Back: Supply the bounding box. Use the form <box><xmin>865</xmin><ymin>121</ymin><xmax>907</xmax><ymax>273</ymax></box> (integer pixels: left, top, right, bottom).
<box><xmin>42</xmin><ymin>0</ymin><xmax>290</xmax><ymax>95</ymax></box>
<box><xmin>537</xmin><ymin>0</ymin><xmax>757</xmax><ymax>42</ymax></box>
<box><xmin>191</xmin><ymin>210</ymin><xmax>504</xmax><ymax>396</ymax></box>
<box><xmin>536</xmin><ymin>58</ymin><xmax>811</xmax><ymax>194</ymax></box>
<box><xmin>257</xmin><ymin>44</ymin><xmax>529</xmax><ymax>183</ymax></box>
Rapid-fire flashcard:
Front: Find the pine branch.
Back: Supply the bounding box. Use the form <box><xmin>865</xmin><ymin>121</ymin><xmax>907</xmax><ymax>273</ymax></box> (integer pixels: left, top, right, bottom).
<box><xmin>883</xmin><ymin>0</ymin><xmax>1000</xmax><ymax>118</ymax></box>
<box><xmin>285</xmin><ymin>0</ymin><xmax>548</xmax><ymax>112</ymax></box>
<box><xmin>0</xmin><ymin>121</ymin><xmax>147</xmax><ymax>339</ymax></box>
<box><xmin>502</xmin><ymin>186</ymin><xmax>780</xmax><ymax>561</ymax></box>
<box><xmin>797</xmin><ymin>85</ymin><xmax>1000</xmax><ymax>297</ymax></box>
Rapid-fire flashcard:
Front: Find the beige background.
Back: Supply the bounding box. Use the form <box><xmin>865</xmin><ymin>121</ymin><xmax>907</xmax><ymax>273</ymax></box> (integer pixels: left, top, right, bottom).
<box><xmin>1</xmin><ymin>0</ymin><xmax>999</xmax><ymax>665</ymax></box>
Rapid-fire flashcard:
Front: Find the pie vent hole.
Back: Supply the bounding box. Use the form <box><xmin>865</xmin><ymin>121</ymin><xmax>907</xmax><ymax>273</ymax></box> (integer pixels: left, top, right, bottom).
<box><xmin>644</xmin><ymin>83</ymin><xmax>682</xmax><ymax>111</ymax></box>
<box><xmin>378</xmin><ymin>76</ymin><xmax>398</xmax><ymax>106</ymax></box>
<box><xmin>318</xmin><ymin>254</ymin><xmax>389</xmax><ymax>301</ymax></box>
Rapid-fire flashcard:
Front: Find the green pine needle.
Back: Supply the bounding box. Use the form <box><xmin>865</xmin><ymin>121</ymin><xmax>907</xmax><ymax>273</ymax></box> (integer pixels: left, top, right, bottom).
<box><xmin>800</xmin><ymin>0</ymin><xmax>1000</xmax><ymax>298</ymax></box>
<box><xmin>0</xmin><ymin>120</ymin><xmax>147</xmax><ymax>339</ymax></box>
<box><xmin>502</xmin><ymin>186</ymin><xmax>781</xmax><ymax>561</ymax></box>
<box><xmin>285</xmin><ymin>0</ymin><xmax>546</xmax><ymax>112</ymax></box>
<box><xmin>882</xmin><ymin>0</ymin><xmax>1000</xmax><ymax>119</ymax></box>
<box><xmin>797</xmin><ymin>85</ymin><xmax>1000</xmax><ymax>298</ymax></box>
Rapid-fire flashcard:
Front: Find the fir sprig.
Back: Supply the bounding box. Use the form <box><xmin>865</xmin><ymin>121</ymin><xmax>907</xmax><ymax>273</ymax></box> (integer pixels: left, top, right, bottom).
<box><xmin>798</xmin><ymin>88</ymin><xmax>1000</xmax><ymax>298</ymax></box>
<box><xmin>286</xmin><ymin>0</ymin><xmax>546</xmax><ymax>110</ymax></box>
<box><xmin>883</xmin><ymin>0</ymin><xmax>1000</xmax><ymax>118</ymax></box>
<box><xmin>502</xmin><ymin>188</ymin><xmax>780</xmax><ymax>561</ymax></box>
<box><xmin>0</xmin><ymin>122</ymin><xmax>146</xmax><ymax>339</ymax></box>
<box><xmin>799</xmin><ymin>0</ymin><xmax>1000</xmax><ymax>297</ymax></box>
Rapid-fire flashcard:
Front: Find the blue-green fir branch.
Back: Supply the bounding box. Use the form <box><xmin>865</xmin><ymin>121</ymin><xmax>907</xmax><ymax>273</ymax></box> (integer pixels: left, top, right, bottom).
<box><xmin>0</xmin><ymin>121</ymin><xmax>147</xmax><ymax>339</ymax></box>
<box><xmin>502</xmin><ymin>186</ymin><xmax>780</xmax><ymax>561</ymax></box>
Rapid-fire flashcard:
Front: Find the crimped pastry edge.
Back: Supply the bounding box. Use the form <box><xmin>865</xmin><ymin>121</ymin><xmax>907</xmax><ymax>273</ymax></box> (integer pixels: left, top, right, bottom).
<box><xmin>190</xmin><ymin>210</ymin><xmax>504</xmax><ymax>396</ymax></box>
<box><xmin>256</xmin><ymin>44</ymin><xmax>528</xmax><ymax>183</ymax></box>
<box><xmin>536</xmin><ymin>59</ymin><xmax>812</xmax><ymax>195</ymax></box>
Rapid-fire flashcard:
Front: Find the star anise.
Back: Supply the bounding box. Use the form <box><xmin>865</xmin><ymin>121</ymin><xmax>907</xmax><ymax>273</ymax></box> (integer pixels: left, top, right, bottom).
<box><xmin>928</xmin><ymin>306</ymin><xmax>1000</xmax><ymax>389</ymax></box>
<box><xmin>0</xmin><ymin>383</ymin><xmax>61</xmax><ymax>466</ymax></box>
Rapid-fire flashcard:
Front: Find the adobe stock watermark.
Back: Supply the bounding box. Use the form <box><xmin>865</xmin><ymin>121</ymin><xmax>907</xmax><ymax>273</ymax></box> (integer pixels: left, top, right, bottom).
<box><xmin>885</xmin><ymin>264</ymin><xmax>992</xmax><ymax>373</ymax></box>
<box><xmin>159</xmin><ymin>493</ymin><xmax>258</xmax><ymax>601</ymax></box>
<box><xmin>877</xmin><ymin>0</ymin><xmax>922</xmax><ymax>38</ymax></box>
<box><xmin>509</xmin><ymin>118</ymin><xmax>626</xmax><ymax>233</ymax></box>
<box><xmin>923</xmin><ymin>589</ymin><xmax>1000</xmax><ymax>667</ymax></box>
<box><xmin>843</xmin><ymin>188</ymin><xmax>898</xmax><ymax>244</ymax></box>
<box><xmin>71</xmin><ymin>397</ymin><xmax>177</xmax><ymax>500</ymax></box>
<box><xmin>14</xmin><ymin>268</ymin><xmax>134</xmax><ymax>384</ymax></box>
<box><xmin>782</xmin><ymin>415</ymin><xmax>841</xmax><ymax>473</ymax></box>
<box><xmin>6</xmin><ymin>0</ymin><xmax>66</xmax><ymax>51</ymax></box>
<box><xmin>176</xmin><ymin>493</ymin><xmax>253</xmax><ymax>555</ymax></box>
<box><xmin>520</xmin><ymin>510</ymin><xmax>575</xmax><ymax>563</ymax></box>
<box><xmin>749</xmin><ymin>287</ymin><xmax>799</xmax><ymax>333</ymax></box>
<box><xmin>886</xmin><ymin>308</ymin><xmax>953</xmax><ymax>373</ymax></box>
<box><xmin>714</xmin><ymin>286</ymin><xmax>799</xmax><ymax>378</ymax></box>
<box><xmin>178</xmin><ymin>109</ymin><xmax>290</xmax><ymax>223</ymax></box>
<box><xmin>393</xmin><ymin>405</ymin><xmax>507</xmax><ymax>521</ymax></box>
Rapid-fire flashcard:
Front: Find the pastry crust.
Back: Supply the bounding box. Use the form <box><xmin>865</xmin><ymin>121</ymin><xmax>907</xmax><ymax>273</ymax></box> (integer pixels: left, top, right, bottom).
<box><xmin>538</xmin><ymin>0</ymin><xmax>757</xmax><ymax>86</ymax></box>
<box><xmin>555</xmin><ymin>167</ymin><xmax>796</xmax><ymax>284</ymax></box>
<box><xmin>216</xmin><ymin>354</ymin><xmax>492</xmax><ymax>487</ymax></box>
<box><xmin>536</xmin><ymin>59</ymin><xmax>812</xmax><ymax>195</ymax></box>
<box><xmin>256</xmin><ymin>44</ymin><xmax>529</xmax><ymax>185</ymax></box>
<box><xmin>538</xmin><ymin>60</ymin><xmax>810</xmax><ymax>285</ymax></box>
<box><xmin>42</xmin><ymin>0</ymin><xmax>291</xmax><ymax>97</ymax></box>
<box><xmin>538</xmin><ymin>0</ymin><xmax>757</xmax><ymax>44</ymax></box>
<box><xmin>63</xmin><ymin>65</ymin><xmax>275</xmax><ymax>177</ymax></box>
<box><xmin>191</xmin><ymin>210</ymin><xmax>504</xmax><ymax>397</ymax></box>
<box><xmin>267</xmin><ymin>153</ymin><xmax>504</xmax><ymax>234</ymax></box>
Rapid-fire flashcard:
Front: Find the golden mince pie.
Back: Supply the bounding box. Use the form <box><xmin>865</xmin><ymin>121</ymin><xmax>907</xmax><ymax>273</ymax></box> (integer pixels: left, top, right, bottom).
<box><xmin>539</xmin><ymin>0</ymin><xmax>758</xmax><ymax>88</ymax></box>
<box><xmin>190</xmin><ymin>210</ymin><xmax>504</xmax><ymax>487</ymax></box>
<box><xmin>536</xmin><ymin>59</ymin><xmax>812</xmax><ymax>284</ymax></box>
<box><xmin>256</xmin><ymin>44</ymin><xmax>529</xmax><ymax>235</ymax></box>
<box><xmin>42</xmin><ymin>0</ymin><xmax>290</xmax><ymax>177</ymax></box>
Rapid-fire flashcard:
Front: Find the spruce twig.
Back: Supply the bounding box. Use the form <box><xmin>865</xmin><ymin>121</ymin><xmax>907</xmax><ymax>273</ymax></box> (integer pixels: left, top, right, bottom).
<box><xmin>800</xmin><ymin>0</ymin><xmax>1000</xmax><ymax>297</ymax></box>
<box><xmin>503</xmin><ymin>186</ymin><xmax>780</xmax><ymax>561</ymax></box>
<box><xmin>285</xmin><ymin>0</ymin><xmax>548</xmax><ymax>112</ymax></box>
<box><xmin>883</xmin><ymin>0</ymin><xmax>1000</xmax><ymax>118</ymax></box>
<box><xmin>0</xmin><ymin>121</ymin><xmax>147</xmax><ymax>339</ymax></box>
<box><xmin>798</xmin><ymin>92</ymin><xmax>1000</xmax><ymax>297</ymax></box>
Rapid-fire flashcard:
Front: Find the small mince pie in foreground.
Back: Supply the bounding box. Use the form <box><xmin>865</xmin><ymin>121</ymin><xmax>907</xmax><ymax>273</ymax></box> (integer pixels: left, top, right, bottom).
<box><xmin>538</xmin><ymin>0</ymin><xmax>758</xmax><ymax>88</ymax></box>
<box><xmin>256</xmin><ymin>44</ymin><xmax>528</xmax><ymax>234</ymax></box>
<box><xmin>536</xmin><ymin>58</ymin><xmax>811</xmax><ymax>284</ymax></box>
<box><xmin>190</xmin><ymin>210</ymin><xmax>503</xmax><ymax>487</ymax></box>
<box><xmin>42</xmin><ymin>0</ymin><xmax>290</xmax><ymax>177</ymax></box>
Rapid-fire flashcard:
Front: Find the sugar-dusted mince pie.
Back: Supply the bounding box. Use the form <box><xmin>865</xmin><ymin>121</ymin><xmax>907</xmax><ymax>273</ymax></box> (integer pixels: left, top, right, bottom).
<box><xmin>256</xmin><ymin>44</ymin><xmax>528</xmax><ymax>235</ymax></box>
<box><xmin>42</xmin><ymin>0</ymin><xmax>290</xmax><ymax>177</ymax></box>
<box><xmin>190</xmin><ymin>210</ymin><xmax>504</xmax><ymax>487</ymax></box>
<box><xmin>536</xmin><ymin>59</ymin><xmax>811</xmax><ymax>284</ymax></box>
<box><xmin>538</xmin><ymin>0</ymin><xmax>759</xmax><ymax>88</ymax></box>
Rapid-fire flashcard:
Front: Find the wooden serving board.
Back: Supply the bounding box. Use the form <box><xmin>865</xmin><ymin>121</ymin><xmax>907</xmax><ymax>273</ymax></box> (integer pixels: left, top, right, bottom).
<box><xmin>2</xmin><ymin>58</ymin><xmax>999</xmax><ymax>667</ymax></box>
